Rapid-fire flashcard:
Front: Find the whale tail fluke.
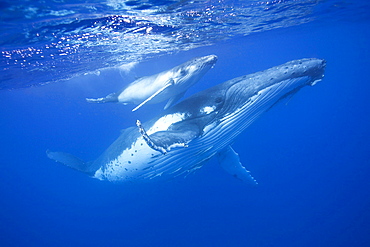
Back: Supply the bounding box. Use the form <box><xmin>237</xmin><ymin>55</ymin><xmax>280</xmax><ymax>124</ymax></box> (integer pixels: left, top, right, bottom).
<box><xmin>86</xmin><ymin>97</ymin><xmax>106</xmax><ymax>103</ymax></box>
<box><xmin>86</xmin><ymin>93</ymin><xmax>118</xmax><ymax>103</ymax></box>
<box><xmin>47</xmin><ymin>150</ymin><xmax>95</xmax><ymax>176</ymax></box>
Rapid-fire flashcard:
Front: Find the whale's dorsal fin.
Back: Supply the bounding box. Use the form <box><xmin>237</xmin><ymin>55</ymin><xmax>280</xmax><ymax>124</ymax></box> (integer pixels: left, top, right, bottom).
<box><xmin>132</xmin><ymin>79</ymin><xmax>174</xmax><ymax>112</ymax></box>
<box><xmin>217</xmin><ymin>145</ymin><xmax>258</xmax><ymax>185</ymax></box>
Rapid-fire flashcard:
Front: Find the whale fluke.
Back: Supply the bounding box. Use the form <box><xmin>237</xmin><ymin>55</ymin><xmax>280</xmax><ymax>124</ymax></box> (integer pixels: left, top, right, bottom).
<box><xmin>86</xmin><ymin>93</ymin><xmax>118</xmax><ymax>103</ymax></box>
<box><xmin>47</xmin><ymin>150</ymin><xmax>95</xmax><ymax>176</ymax></box>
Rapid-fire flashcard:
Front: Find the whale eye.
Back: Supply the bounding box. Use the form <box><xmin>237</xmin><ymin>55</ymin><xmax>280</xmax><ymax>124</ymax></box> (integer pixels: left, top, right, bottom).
<box><xmin>215</xmin><ymin>97</ymin><xmax>223</xmax><ymax>103</ymax></box>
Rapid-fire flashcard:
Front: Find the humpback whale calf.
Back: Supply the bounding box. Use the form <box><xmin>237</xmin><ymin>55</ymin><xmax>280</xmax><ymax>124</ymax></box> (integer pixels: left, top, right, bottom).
<box><xmin>48</xmin><ymin>58</ymin><xmax>326</xmax><ymax>183</ymax></box>
<box><xmin>86</xmin><ymin>55</ymin><xmax>218</xmax><ymax>111</ymax></box>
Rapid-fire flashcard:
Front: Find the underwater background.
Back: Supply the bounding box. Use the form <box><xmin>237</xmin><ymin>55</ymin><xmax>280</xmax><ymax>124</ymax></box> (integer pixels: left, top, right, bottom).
<box><xmin>1</xmin><ymin>1</ymin><xmax>369</xmax><ymax>246</ymax></box>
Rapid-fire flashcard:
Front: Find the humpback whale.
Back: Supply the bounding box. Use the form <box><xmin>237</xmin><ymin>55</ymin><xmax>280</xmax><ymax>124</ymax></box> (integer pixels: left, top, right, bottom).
<box><xmin>48</xmin><ymin>58</ymin><xmax>326</xmax><ymax>183</ymax></box>
<box><xmin>86</xmin><ymin>55</ymin><xmax>218</xmax><ymax>111</ymax></box>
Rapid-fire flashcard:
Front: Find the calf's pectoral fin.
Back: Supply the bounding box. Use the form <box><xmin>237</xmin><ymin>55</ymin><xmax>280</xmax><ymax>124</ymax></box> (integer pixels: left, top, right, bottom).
<box><xmin>217</xmin><ymin>145</ymin><xmax>258</xmax><ymax>185</ymax></box>
<box><xmin>132</xmin><ymin>79</ymin><xmax>174</xmax><ymax>112</ymax></box>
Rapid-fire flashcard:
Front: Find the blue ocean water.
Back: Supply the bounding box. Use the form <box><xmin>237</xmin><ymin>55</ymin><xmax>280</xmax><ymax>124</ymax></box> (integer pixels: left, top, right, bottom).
<box><xmin>1</xmin><ymin>0</ymin><xmax>370</xmax><ymax>246</ymax></box>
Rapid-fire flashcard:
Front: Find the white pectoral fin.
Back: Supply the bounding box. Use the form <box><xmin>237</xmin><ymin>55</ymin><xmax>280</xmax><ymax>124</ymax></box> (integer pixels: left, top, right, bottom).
<box><xmin>132</xmin><ymin>79</ymin><xmax>174</xmax><ymax>112</ymax></box>
<box><xmin>164</xmin><ymin>91</ymin><xmax>185</xmax><ymax>110</ymax></box>
<box><xmin>136</xmin><ymin>119</ymin><xmax>200</xmax><ymax>154</ymax></box>
<box><xmin>217</xmin><ymin>145</ymin><xmax>258</xmax><ymax>185</ymax></box>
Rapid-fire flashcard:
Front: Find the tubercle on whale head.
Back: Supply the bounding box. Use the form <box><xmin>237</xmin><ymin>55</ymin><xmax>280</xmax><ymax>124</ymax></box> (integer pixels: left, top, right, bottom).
<box><xmin>205</xmin><ymin>54</ymin><xmax>218</xmax><ymax>63</ymax></box>
<box><xmin>186</xmin><ymin>54</ymin><xmax>218</xmax><ymax>70</ymax></box>
<box><xmin>169</xmin><ymin>55</ymin><xmax>218</xmax><ymax>84</ymax></box>
<box><xmin>211</xmin><ymin>58</ymin><xmax>326</xmax><ymax>115</ymax></box>
<box><xmin>292</xmin><ymin>58</ymin><xmax>326</xmax><ymax>83</ymax></box>
<box><xmin>203</xmin><ymin>55</ymin><xmax>218</xmax><ymax>68</ymax></box>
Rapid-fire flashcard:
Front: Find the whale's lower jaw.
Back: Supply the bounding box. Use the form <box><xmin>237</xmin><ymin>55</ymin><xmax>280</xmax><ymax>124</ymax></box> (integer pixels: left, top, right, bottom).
<box><xmin>93</xmin><ymin>75</ymin><xmax>315</xmax><ymax>182</ymax></box>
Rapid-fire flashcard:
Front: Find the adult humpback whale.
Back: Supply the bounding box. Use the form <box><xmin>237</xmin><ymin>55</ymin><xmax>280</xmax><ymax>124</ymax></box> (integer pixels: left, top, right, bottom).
<box><xmin>48</xmin><ymin>58</ymin><xmax>326</xmax><ymax>183</ymax></box>
<box><xmin>86</xmin><ymin>55</ymin><xmax>218</xmax><ymax>111</ymax></box>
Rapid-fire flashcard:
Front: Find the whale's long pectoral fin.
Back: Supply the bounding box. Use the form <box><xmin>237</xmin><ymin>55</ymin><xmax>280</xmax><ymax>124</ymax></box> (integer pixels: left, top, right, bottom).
<box><xmin>136</xmin><ymin>120</ymin><xmax>200</xmax><ymax>154</ymax></box>
<box><xmin>217</xmin><ymin>145</ymin><xmax>258</xmax><ymax>185</ymax></box>
<box><xmin>132</xmin><ymin>79</ymin><xmax>174</xmax><ymax>112</ymax></box>
<box><xmin>164</xmin><ymin>91</ymin><xmax>185</xmax><ymax>110</ymax></box>
<box><xmin>46</xmin><ymin>150</ymin><xmax>95</xmax><ymax>176</ymax></box>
